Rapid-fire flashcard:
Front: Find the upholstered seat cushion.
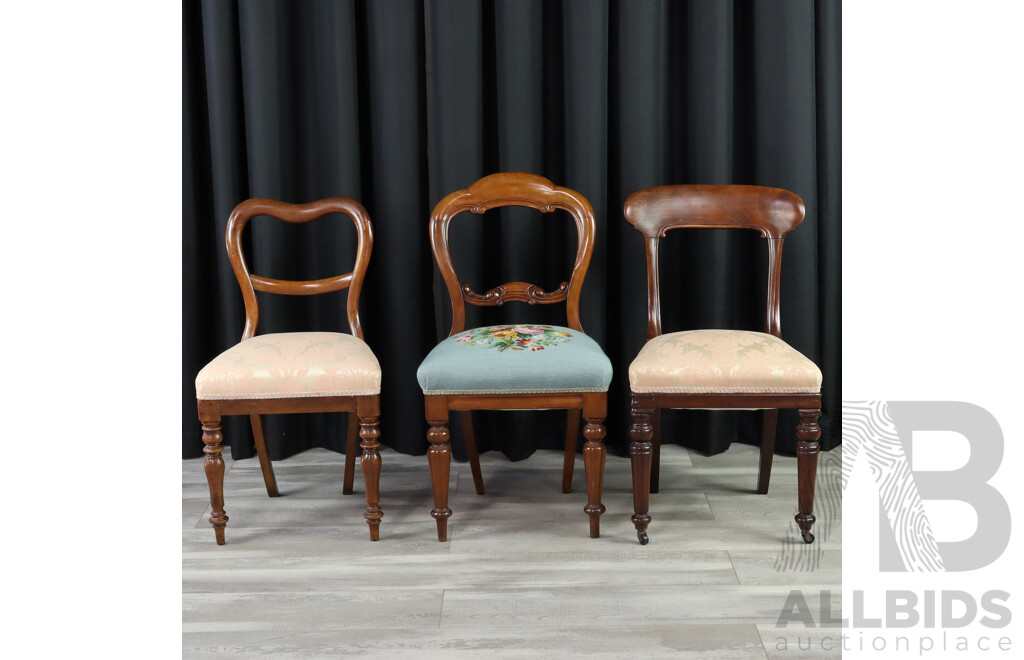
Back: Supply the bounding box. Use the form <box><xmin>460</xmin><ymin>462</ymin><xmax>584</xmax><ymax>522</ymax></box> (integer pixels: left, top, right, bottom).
<box><xmin>196</xmin><ymin>332</ymin><xmax>381</xmax><ymax>400</ymax></box>
<box><xmin>417</xmin><ymin>324</ymin><xmax>612</xmax><ymax>395</ymax></box>
<box><xmin>629</xmin><ymin>329</ymin><xmax>821</xmax><ymax>394</ymax></box>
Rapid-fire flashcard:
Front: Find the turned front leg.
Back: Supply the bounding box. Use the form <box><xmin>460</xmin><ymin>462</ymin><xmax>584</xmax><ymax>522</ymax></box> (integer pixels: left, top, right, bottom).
<box><xmin>201</xmin><ymin>419</ymin><xmax>229</xmax><ymax>545</ymax></box>
<box><xmin>629</xmin><ymin>400</ymin><xmax>654</xmax><ymax>545</ymax></box>
<box><xmin>795</xmin><ymin>408</ymin><xmax>821</xmax><ymax>543</ymax></box>
<box><xmin>426</xmin><ymin>419</ymin><xmax>452</xmax><ymax>542</ymax></box>
<box><xmin>359</xmin><ymin>413</ymin><xmax>383</xmax><ymax>541</ymax></box>
<box><xmin>582</xmin><ymin>417</ymin><xmax>607</xmax><ymax>538</ymax></box>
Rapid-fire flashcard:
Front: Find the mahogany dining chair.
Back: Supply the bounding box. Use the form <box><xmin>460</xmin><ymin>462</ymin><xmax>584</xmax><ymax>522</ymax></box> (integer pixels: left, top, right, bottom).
<box><xmin>623</xmin><ymin>185</ymin><xmax>823</xmax><ymax>545</ymax></box>
<box><xmin>416</xmin><ymin>172</ymin><xmax>612</xmax><ymax>542</ymax></box>
<box><xmin>194</xmin><ymin>197</ymin><xmax>383</xmax><ymax>544</ymax></box>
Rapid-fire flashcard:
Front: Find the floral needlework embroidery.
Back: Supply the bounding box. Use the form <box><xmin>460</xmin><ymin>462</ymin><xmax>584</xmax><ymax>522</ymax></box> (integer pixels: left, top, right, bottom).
<box><xmin>455</xmin><ymin>325</ymin><xmax>573</xmax><ymax>352</ymax></box>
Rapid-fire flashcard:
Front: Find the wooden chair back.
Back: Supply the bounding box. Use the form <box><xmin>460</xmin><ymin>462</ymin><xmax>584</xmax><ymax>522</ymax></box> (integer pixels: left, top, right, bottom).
<box><xmin>429</xmin><ymin>172</ymin><xmax>597</xmax><ymax>336</ymax></box>
<box><xmin>225</xmin><ymin>197</ymin><xmax>374</xmax><ymax>340</ymax></box>
<box><xmin>623</xmin><ymin>185</ymin><xmax>805</xmax><ymax>340</ymax></box>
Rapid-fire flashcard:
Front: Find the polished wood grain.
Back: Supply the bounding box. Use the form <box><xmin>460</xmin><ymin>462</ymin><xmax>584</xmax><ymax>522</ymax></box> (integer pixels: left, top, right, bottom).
<box><xmin>342</xmin><ymin>413</ymin><xmax>359</xmax><ymax>495</ymax></box>
<box><xmin>356</xmin><ymin>396</ymin><xmax>383</xmax><ymax>541</ymax></box>
<box><xmin>627</xmin><ymin>397</ymin><xmax>654</xmax><ymax>545</ymax></box>
<box><xmin>196</xmin><ymin>197</ymin><xmax>382</xmax><ymax>544</ymax></box>
<box><xmin>624</xmin><ymin>185</ymin><xmax>804</xmax><ymax>340</ymax></box>
<box><xmin>459</xmin><ymin>412</ymin><xmax>485</xmax><ymax>495</ymax></box>
<box><xmin>425</xmin><ymin>396</ymin><xmax>453</xmax><ymax>543</ymax></box>
<box><xmin>461</xmin><ymin>281</ymin><xmax>569</xmax><ymax>306</ymax></box>
<box><xmin>581</xmin><ymin>393</ymin><xmax>608</xmax><ymax>538</ymax></box>
<box><xmin>226</xmin><ymin>197</ymin><xmax>374</xmax><ymax>339</ymax></box>
<box><xmin>758</xmin><ymin>409</ymin><xmax>779</xmax><ymax>496</ymax></box>
<box><xmin>795</xmin><ymin>409</ymin><xmax>822</xmax><ymax>544</ymax></box>
<box><xmin>431</xmin><ymin>172</ymin><xmax>596</xmax><ymax>335</ymax></box>
<box><xmin>249</xmin><ymin>414</ymin><xmax>279</xmax><ymax>498</ymax></box>
<box><xmin>623</xmin><ymin>185</ymin><xmax>821</xmax><ymax>546</ymax></box>
<box><xmin>424</xmin><ymin>173</ymin><xmax>607</xmax><ymax>541</ymax></box>
<box><xmin>200</xmin><ymin>413</ymin><xmax>228</xmax><ymax>546</ymax></box>
<box><xmin>649</xmin><ymin>408</ymin><xmax>662</xmax><ymax>493</ymax></box>
<box><xmin>562</xmin><ymin>409</ymin><xmax>581</xmax><ymax>494</ymax></box>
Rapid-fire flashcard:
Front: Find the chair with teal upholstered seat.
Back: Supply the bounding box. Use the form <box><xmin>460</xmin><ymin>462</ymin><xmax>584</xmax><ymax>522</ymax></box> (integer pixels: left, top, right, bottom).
<box><xmin>418</xmin><ymin>172</ymin><xmax>612</xmax><ymax>542</ymax></box>
<box><xmin>417</xmin><ymin>324</ymin><xmax>612</xmax><ymax>395</ymax></box>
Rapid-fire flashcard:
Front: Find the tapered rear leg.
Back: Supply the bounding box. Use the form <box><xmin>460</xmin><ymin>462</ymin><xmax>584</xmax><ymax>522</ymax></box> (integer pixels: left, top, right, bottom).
<box><xmin>460</xmin><ymin>411</ymin><xmax>485</xmax><ymax>495</ymax></box>
<box><xmin>562</xmin><ymin>408</ymin><xmax>581</xmax><ymax>493</ymax></box>
<box><xmin>343</xmin><ymin>412</ymin><xmax>359</xmax><ymax>495</ymax></box>
<box><xmin>650</xmin><ymin>408</ymin><xmax>661</xmax><ymax>493</ymax></box>
<box><xmin>758</xmin><ymin>409</ymin><xmax>778</xmax><ymax>494</ymax></box>
<box><xmin>249</xmin><ymin>414</ymin><xmax>280</xmax><ymax>497</ymax></box>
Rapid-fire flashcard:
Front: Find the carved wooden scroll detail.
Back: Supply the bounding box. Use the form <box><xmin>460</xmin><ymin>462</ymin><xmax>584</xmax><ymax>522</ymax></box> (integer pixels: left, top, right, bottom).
<box><xmin>461</xmin><ymin>281</ymin><xmax>570</xmax><ymax>306</ymax></box>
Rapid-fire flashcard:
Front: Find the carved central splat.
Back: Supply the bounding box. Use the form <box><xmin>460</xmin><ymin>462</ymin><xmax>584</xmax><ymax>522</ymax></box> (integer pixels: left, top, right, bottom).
<box><xmin>461</xmin><ymin>281</ymin><xmax>569</xmax><ymax>306</ymax></box>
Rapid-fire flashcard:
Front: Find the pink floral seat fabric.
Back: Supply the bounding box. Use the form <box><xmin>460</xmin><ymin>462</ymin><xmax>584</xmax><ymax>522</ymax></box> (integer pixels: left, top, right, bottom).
<box><xmin>628</xmin><ymin>329</ymin><xmax>821</xmax><ymax>394</ymax></box>
<box><xmin>196</xmin><ymin>332</ymin><xmax>381</xmax><ymax>400</ymax></box>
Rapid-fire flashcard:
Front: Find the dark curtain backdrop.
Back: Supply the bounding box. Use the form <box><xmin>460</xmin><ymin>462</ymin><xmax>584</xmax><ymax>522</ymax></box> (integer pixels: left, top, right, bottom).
<box><xmin>183</xmin><ymin>0</ymin><xmax>841</xmax><ymax>462</ymax></box>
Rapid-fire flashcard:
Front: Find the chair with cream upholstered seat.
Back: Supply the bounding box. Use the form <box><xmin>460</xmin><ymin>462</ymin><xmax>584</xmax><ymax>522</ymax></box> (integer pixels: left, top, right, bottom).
<box><xmin>623</xmin><ymin>185</ymin><xmax>823</xmax><ymax>546</ymax></box>
<box><xmin>194</xmin><ymin>197</ymin><xmax>383</xmax><ymax>545</ymax></box>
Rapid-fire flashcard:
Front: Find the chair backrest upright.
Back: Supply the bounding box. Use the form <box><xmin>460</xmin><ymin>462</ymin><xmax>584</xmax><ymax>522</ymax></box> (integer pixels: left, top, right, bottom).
<box><xmin>225</xmin><ymin>197</ymin><xmax>374</xmax><ymax>341</ymax></box>
<box><xmin>623</xmin><ymin>184</ymin><xmax>805</xmax><ymax>341</ymax></box>
<box><xmin>429</xmin><ymin>172</ymin><xmax>597</xmax><ymax>336</ymax></box>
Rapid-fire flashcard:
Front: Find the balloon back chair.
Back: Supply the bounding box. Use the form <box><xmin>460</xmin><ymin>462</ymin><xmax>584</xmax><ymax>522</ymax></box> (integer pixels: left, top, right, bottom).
<box><xmin>417</xmin><ymin>172</ymin><xmax>612</xmax><ymax>542</ymax></box>
<box><xmin>194</xmin><ymin>198</ymin><xmax>383</xmax><ymax>544</ymax></box>
<box><xmin>623</xmin><ymin>185</ymin><xmax>822</xmax><ymax>545</ymax></box>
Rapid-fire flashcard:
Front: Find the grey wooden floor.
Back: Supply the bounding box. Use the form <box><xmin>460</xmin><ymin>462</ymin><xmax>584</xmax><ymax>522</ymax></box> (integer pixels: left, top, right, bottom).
<box><xmin>183</xmin><ymin>441</ymin><xmax>842</xmax><ymax>659</ymax></box>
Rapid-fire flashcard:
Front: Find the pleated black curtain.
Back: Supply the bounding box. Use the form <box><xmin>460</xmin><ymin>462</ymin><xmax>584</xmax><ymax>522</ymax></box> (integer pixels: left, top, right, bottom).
<box><xmin>183</xmin><ymin>0</ymin><xmax>841</xmax><ymax>461</ymax></box>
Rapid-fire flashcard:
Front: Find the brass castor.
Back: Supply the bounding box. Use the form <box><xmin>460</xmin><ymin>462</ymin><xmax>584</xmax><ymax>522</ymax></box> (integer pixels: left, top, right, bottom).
<box><xmin>638</xmin><ymin>532</ymin><xmax>649</xmax><ymax>545</ymax></box>
<box><xmin>801</xmin><ymin>530</ymin><xmax>815</xmax><ymax>544</ymax></box>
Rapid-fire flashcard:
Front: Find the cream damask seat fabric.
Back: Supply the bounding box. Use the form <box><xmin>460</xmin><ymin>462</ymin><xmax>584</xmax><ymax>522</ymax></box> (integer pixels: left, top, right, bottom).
<box><xmin>196</xmin><ymin>332</ymin><xmax>381</xmax><ymax>400</ymax></box>
<box><xmin>628</xmin><ymin>329</ymin><xmax>821</xmax><ymax>394</ymax></box>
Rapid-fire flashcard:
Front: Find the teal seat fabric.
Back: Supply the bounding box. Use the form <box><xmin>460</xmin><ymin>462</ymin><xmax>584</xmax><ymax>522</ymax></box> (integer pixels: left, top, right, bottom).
<box><xmin>417</xmin><ymin>324</ymin><xmax>613</xmax><ymax>395</ymax></box>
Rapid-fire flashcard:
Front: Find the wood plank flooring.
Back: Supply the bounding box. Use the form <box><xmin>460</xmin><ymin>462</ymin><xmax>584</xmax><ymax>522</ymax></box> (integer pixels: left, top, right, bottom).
<box><xmin>183</xmin><ymin>441</ymin><xmax>842</xmax><ymax>658</ymax></box>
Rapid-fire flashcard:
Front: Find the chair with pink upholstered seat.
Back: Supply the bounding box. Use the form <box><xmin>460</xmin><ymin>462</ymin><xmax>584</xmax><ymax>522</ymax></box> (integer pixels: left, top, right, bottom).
<box><xmin>623</xmin><ymin>185</ymin><xmax>823</xmax><ymax>546</ymax></box>
<box><xmin>194</xmin><ymin>197</ymin><xmax>383</xmax><ymax>545</ymax></box>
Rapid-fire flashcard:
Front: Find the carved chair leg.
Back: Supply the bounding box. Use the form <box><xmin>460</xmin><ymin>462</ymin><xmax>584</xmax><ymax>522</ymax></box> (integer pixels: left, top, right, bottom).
<box><xmin>201</xmin><ymin>418</ymin><xmax>229</xmax><ymax>545</ymax></box>
<box><xmin>343</xmin><ymin>413</ymin><xmax>359</xmax><ymax>495</ymax></box>
<box><xmin>562</xmin><ymin>408</ymin><xmax>581</xmax><ymax>493</ymax></box>
<box><xmin>358</xmin><ymin>406</ymin><xmax>383</xmax><ymax>541</ymax></box>
<box><xmin>630</xmin><ymin>400</ymin><xmax>654</xmax><ymax>545</ymax></box>
<box><xmin>581</xmin><ymin>395</ymin><xmax>607</xmax><ymax>538</ymax></box>
<box><xmin>758</xmin><ymin>409</ymin><xmax>778</xmax><ymax>495</ymax></box>
<box><xmin>650</xmin><ymin>408</ymin><xmax>662</xmax><ymax>494</ymax></box>
<box><xmin>249</xmin><ymin>414</ymin><xmax>280</xmax><ymax>497</ymax></box>
<box><xmin>795</xmin><ymin>409</ymin><xmax>821</xmax><ymax>543</ymax></box>
<box><xmin>460</xmin><ymin>411</ymin><xmax>485</xmax><ymax>495</ymax></box>
<box><xmin>426</xmin><ymin>404</ymin><xmax>453</xmax><ymax>542</ymax></box>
